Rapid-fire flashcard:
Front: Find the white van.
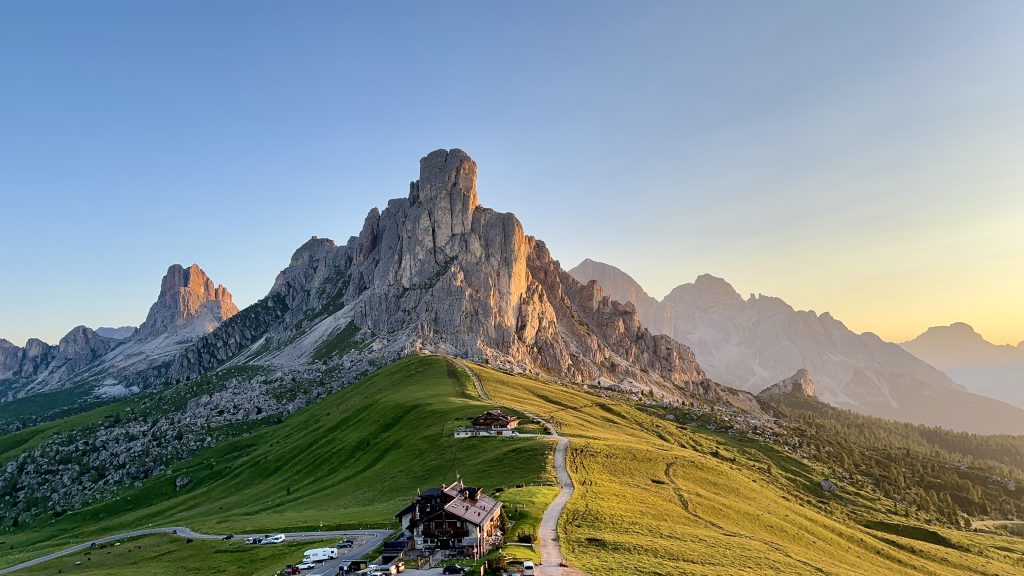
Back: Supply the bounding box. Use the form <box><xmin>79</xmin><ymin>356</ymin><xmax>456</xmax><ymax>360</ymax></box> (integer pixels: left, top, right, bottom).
<box><xmin>303</xmin><ymin>547</ymin><xmax>338</xmax><ymax>562</ymax></box>
<box><xmin>263</xmin><ymin>534</ymin><xmax>286</xmax><ymax>544</ymax></box>
<box><xmin>523</xmin><ymin>560</ymin><xmax>535</xmax><ymax>575</ymax></box>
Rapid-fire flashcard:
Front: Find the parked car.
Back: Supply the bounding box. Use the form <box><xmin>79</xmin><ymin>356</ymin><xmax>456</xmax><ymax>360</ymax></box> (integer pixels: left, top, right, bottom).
<box><xmin>442</xmin><ymin>566</ymin><xmax>465</xmax><ymax>575</ymax></box>
<box><xmin>523</xmin><ymin>560</ymin><xmax>535</xmax><ymax>576</ymax></box>
<box><xmin>297</xmin><ymin>561</ymin><xmax>317</xmax><ymax>570</ymax></box>
<box><xmin>335</xmin><ymin>539</ymin><xmax>354</xmax><ymax>548</ymax></box>
<box><xmin>263</xmin><ymin>534</ymin><xmax>287</xmax><ymax>544</ymax></box>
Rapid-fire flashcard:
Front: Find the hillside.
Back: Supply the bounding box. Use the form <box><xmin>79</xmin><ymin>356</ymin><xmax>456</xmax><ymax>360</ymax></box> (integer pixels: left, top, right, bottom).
<box><xmin>471</xmin><ymin>362</ymin><xmax>1024</xmax><ymax>575</ymax></box>
<box><xmin>0</xmin><ymin>356</ymin><xmax>554</xmax><ymax>574</ymax></box>
<box><xmin>4</xmin><ymin>356</ymin><xmax>1024</xmax><ymax>575</ymax></box>
<box><xmin>568</xmin><ymin>259</ymin><xmax>1024</xmax><ymax>435</ymax></box>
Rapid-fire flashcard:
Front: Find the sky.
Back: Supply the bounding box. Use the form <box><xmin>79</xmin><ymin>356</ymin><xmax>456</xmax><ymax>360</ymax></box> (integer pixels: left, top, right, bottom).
<box><xmin>1</xmin><ymin>0</ymin><xmax>1022</xmax><ymax>347</ymax></box>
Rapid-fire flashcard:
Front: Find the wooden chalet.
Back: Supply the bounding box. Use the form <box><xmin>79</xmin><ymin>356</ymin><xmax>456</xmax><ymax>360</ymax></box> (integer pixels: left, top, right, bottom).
<box><xmin>395</xmin><ymin>481</ymin><xmax>504</xmax><ymax>559</ymax></box>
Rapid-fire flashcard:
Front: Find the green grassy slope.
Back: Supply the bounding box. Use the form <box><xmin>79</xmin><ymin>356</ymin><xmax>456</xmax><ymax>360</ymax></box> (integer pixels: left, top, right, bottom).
<box><xmin>471</xmin><ymin>363</ymin><xmax>1024</xmax><ymax>576</ymax></box>
<box><xmin>19</xmin><ymin>534</ymin><xmax>339</xmax><ymax>576</ymax></box>
<box><xmin>2</xmin><ymin>356</ymin><xmax>554</xmax><ymax>573</ymax></box>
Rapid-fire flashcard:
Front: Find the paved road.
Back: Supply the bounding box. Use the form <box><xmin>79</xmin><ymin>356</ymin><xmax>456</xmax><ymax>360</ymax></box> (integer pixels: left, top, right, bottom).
<box><xmin>0</xmin><ymin>527</ymin><xmax>391</xmax><ymax>575</ymax></box>
<box><xmin>451</xmin><ymin>357</ymin><xmax>586</xmax><ymax>576</ymax></box>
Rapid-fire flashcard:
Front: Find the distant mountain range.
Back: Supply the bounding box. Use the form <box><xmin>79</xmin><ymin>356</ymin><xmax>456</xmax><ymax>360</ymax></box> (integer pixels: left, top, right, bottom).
<box><xmin>0</xmin><ymin>263</ymin><xmax>237</xmax><ymax>402</ymax></box>
<box><xmin>2</xmin><ymin>149</ymin><xmax>1019</xmax><ymax>436</ymax></box>
<box><xmin>568</xmin><ymin>259</ymin><xmax>1024</xmax><ymax>435</ymax></box>
<box><xmin>902</xmin><ymin>322</ymin><xmax>1024</xmax><ymax>411</ymax></box>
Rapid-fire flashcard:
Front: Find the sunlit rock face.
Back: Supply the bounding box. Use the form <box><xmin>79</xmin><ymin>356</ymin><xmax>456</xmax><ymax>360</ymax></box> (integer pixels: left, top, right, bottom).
<box><xmin>137</xmin><ymin>264</ymin><xmax>238</xmax><ymax>340</ymax></box>
<box><xmin>161</xmin><ymin>149</ymin><xmax>725</xmax><ymax>404</ymax></box>
<box><xmin>569</xmin><ymin>259</ymin><xmax>1024</xmax><ymax>434</ymax></box>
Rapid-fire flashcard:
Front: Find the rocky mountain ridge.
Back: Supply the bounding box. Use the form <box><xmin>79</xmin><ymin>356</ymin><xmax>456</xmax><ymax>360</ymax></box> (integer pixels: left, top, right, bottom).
<box><xmin>144</xmin><ymin>149</ymin><xmax>739</xmax><ymax>406</ymax></box>
<box><xmin>0</xmin><ymin>264</ymin><xmax>238</xmax><ymax>403</ymax></box>
<box><xmin>568</xmin><ymin>259</ymin><xmax>1024</xmax><ymax>434</ymax></box>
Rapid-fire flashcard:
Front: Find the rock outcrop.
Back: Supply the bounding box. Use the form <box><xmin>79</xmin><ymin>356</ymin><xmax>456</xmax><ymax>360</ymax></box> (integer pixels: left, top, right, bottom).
<box><xmin>758</xmin><ymin>369</ymin><xmax>817</xmax><ymax>397</ymax></box>
<box><xmin>137</xmin><ymin>264</ymin><xmax>238</xmax><ymax>340</ymax></box>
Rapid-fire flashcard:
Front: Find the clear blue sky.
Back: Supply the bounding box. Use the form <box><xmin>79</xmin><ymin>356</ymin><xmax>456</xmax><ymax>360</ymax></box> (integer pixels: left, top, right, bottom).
<box><xmin>2</xmin><ymin>0</ymin><xmax>1023</xmax><ymax>347</ymax></box>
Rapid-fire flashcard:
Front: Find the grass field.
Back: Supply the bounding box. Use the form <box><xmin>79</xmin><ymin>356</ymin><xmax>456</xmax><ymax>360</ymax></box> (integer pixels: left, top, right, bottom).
<box><xmin>17</xmin><ymin>534</ymin><xmax>338</xmax><ymax>576</ymax></box>
<box><xmin>470</xmin><ymin>363</ymin><xmax>1024</xmax><ymax>576</ymax></box>
<box><xmin>2</xmin><ymin>356</ymin><xmax>554</xmax><ymax>574</ymax></box>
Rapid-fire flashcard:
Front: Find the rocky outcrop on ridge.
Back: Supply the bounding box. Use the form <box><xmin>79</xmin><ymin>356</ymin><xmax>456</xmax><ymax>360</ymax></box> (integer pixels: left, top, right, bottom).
<box><xmin>137</xmin><ymin>264</ymin><xmax>238</xmax><ymax>340</ymax></box>
<box><xmin>758</xmin><ymin>369</ymin><xmax>817</xmax><ymax>397</ymax></box>
<box><xmin>0</xmin><ymin>328</ymin><xmax>119</xmax><ymax>398</ymax></box>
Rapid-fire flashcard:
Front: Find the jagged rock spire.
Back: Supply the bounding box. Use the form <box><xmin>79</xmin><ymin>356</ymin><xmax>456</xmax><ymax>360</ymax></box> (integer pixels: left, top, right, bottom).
<box><xmin>137</xmin><ymin>264</ymin><xmax>238</xmax><ymax>339</ymax></box>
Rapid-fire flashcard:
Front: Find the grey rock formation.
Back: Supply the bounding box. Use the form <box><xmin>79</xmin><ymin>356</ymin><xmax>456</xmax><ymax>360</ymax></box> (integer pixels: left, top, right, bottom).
<box><xmin>0</xmin><ymin>328</ymin><xmax>119</xmax><ymax>398</ymax></box>
<box><xmin>758</xmin><ymin>369</ymin><xmax>816</xmax><ymax>397</ymax></box>
<box><xmin>95</xmin><ymin>326</ymin><xmax>137</xmax><ymax>340</ymax></box>
<box><xmin>151</xmin><ymin>149</ymin><xmax>728</xmax><ymax>405</ymax></box>
<box><xmin>1</xmin><ymin>265</ymin><xmax>238</xmax><ymax>403</ymax></box>
<box><xmin>137</xmin><ymin>264</ymin><xmax>238</xmax><ymax>340</ymax></box>
<box><xmin>569</xmin><ymin>259</ymin><xmax>1024</xmax><ymax>434</ymax></box>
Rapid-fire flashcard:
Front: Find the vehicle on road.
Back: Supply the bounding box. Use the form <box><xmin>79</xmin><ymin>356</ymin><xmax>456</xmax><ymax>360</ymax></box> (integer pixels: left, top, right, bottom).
<box><xmin>442</xmin><ymin>566</ymin><xmax>465</xmax><ymax>575</ymax></box>
<box><xmin>522</xmin><ymin>560</ymin><xmax>535</xmax><ymax>575</ymax></box>
<box><xmin>263</xmin><ymin>533</ymin><xmax>287</xmax><ymax>544</ymax></box>
<box><xmin>297</xmin><ymin>561</ymin><xmax>317</xmax><ymax>570</ymax></box>
<box><xmin>303</xmin><ymin>547</ymin><xmax>338</xmax><ymax>562</ymax></box>
<box><xmin>336</xmin><ymin>539</ymin><xmax>354</xmax><ymax>548</ymax></box>
<box><xmin>222</xmin><ymin>534</ymin><xmax>234</xmax><ymax>540</ymax></box>
<box><xmin>338</xmin><ymin>559</ymin><xmax>367</xmax><ymax>573</ymax></box>
<box><xmin>245</xmin><ymin>537</ymin><xmax>263</xmax><ymax>545</ymax></box>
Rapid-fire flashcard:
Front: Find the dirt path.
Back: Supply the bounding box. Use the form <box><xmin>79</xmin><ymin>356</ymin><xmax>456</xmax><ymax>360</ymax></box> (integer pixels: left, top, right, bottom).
<box><xmin>449</xmin><ymin>356</ymin><xmax>491</xmax><ymax>402</ymax></box>
<box><xmin>972</xmin><ymin>519</ymin><xmax>1024</xmax><ymax>529</ymax></box>
<box><xmin>449</xmin><ymin>358</ymin><xmax>586</xmax><ymax>576</ymax></box>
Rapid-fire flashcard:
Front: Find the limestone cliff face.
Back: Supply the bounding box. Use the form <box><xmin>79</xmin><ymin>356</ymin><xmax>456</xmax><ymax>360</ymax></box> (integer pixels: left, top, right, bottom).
<box><xmin>137</xmin><ymin>264</ymin><xmax>238</xmax><ymax>340</ymax></box>
<box><xmin>161</xmin><ymin>149</ymin><xmax>714</xmax><ymax>400</ymax></box>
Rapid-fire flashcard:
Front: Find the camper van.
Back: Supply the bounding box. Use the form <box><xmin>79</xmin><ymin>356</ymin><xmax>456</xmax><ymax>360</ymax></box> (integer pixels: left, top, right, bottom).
<box><xmin>303</xmin><ymin>547</ymin><xmax>339</xmax><ymax>563</ymax></box>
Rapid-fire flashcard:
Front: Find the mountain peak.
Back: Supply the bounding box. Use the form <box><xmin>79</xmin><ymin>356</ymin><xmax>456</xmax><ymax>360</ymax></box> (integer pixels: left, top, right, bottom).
<box><xmin>693</xmin><ymin>273</ymin><xmax>737</xmax><ymax>294</ymax></box>
<box><xmin>137</xmin><ymin>263</ymin><xmax>238</xmax><ymax>340</ymax></box>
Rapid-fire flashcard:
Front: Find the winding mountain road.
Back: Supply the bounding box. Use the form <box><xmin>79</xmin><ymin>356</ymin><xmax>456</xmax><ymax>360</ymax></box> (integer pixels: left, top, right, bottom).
<box><xmin>0</xmin><ymin>527</ymin><xmax>391</xmax><ymax>575</ymax></box>
<box><xmin>449</xmin><ymin>358</ymin><xmax>586</xmax><ymax>576</ymax></box>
